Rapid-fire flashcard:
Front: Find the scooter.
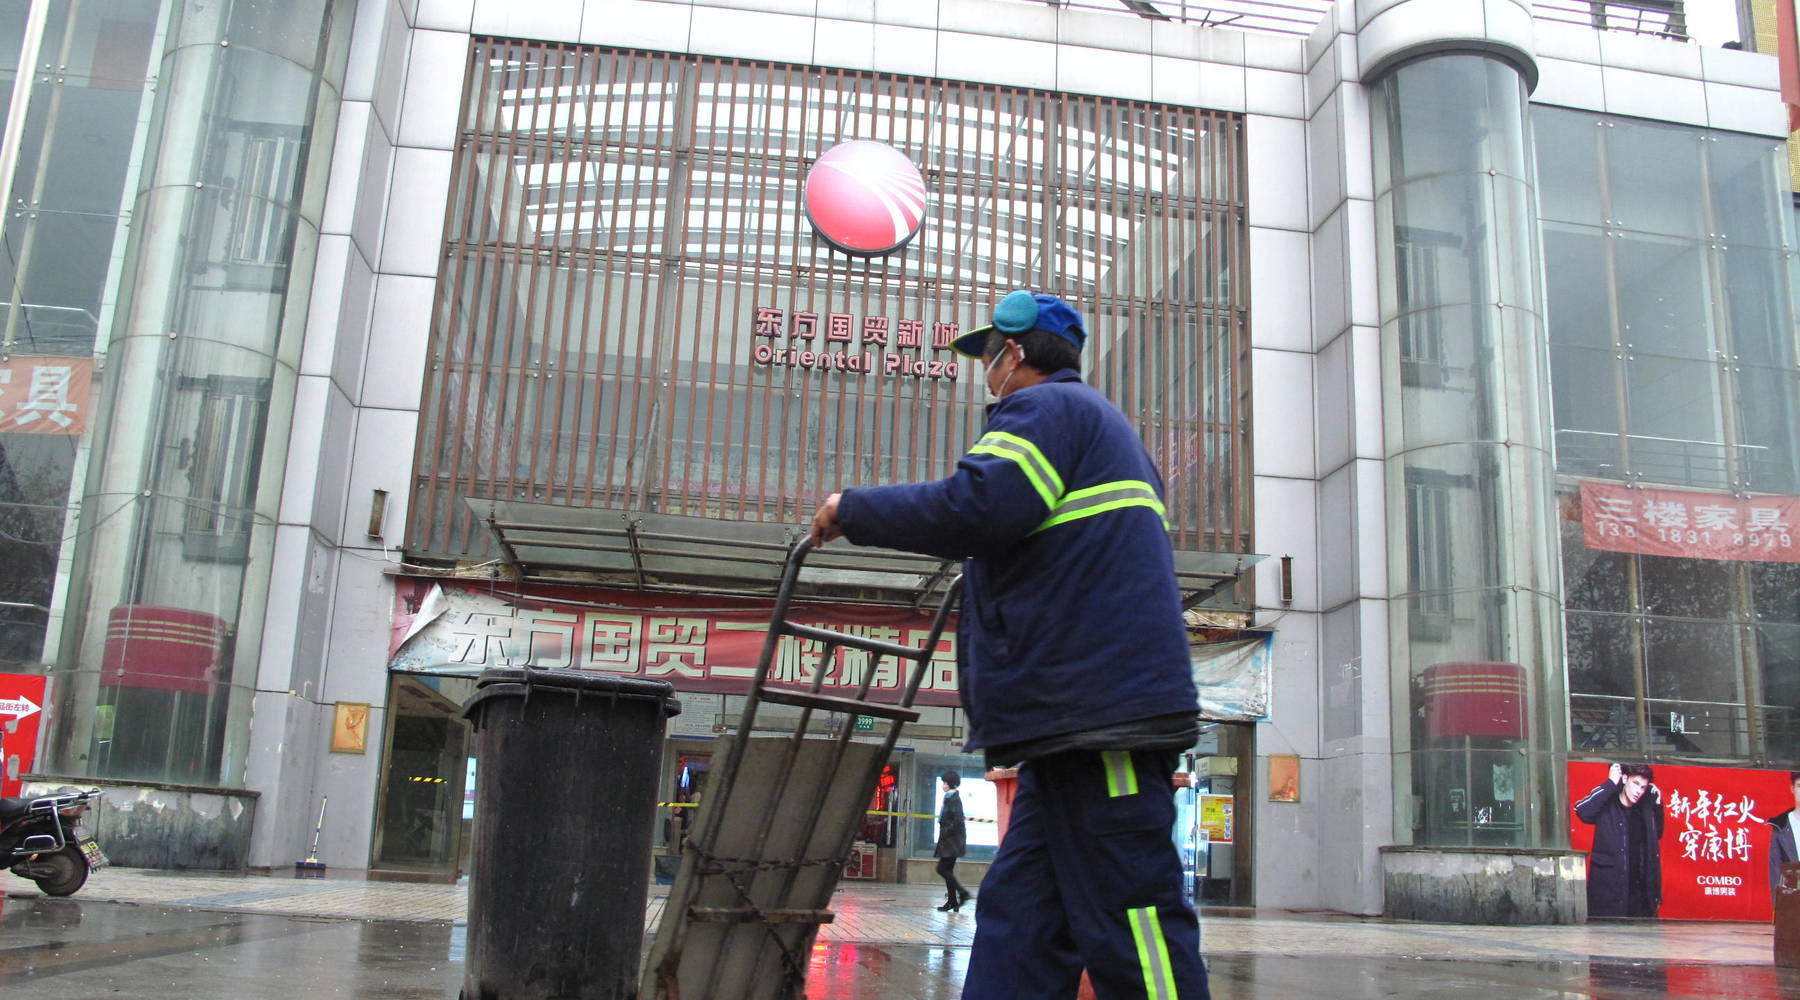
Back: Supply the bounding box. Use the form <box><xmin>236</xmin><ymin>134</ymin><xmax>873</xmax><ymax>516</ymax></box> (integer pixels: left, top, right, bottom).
<box><xmin>0</xmin><ymin>788</ymin><xmax>107</xmax><ymax>897</ymax></box>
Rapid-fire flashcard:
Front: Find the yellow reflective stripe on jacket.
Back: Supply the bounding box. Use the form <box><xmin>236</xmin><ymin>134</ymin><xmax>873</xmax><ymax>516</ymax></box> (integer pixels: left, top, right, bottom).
<box><xmin>1033</xmin><ymin>480</ymin><xmax>1168</xmax><ymax>534</ymax></box>
<box><xmin>969</xmin><ymin>431</ymin><xmax>1063</xmax><ymax>511</ymax></box>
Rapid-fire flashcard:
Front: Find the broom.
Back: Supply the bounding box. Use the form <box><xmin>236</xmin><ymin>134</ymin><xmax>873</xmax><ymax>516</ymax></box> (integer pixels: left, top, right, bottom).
<box><xmin>294</xmin><ymin>796</ymin><xmax>328</xmax><ymax>878</ymax></box>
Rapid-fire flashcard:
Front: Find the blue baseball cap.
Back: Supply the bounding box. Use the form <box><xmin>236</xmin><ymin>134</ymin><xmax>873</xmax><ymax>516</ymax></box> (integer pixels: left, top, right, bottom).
<box><xmin>950</xmin><ymin>290</ymin><xmax>1087</xmax><ymax>359</ymax></box>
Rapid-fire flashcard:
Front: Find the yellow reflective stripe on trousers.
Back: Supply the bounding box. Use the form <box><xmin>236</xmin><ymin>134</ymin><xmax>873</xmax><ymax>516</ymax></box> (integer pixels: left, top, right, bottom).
<box><xmin>1101</xmin><ymin>750</ymin><xmax>1138</xmax><ymax>797</ymax></box>
<box><xmin>1033</xmin><ymin>480</ymin><xmax>1168</xmax><ymax>533</ymax></box>
<box><xmin>969</xmin><ymin>431</ymin><xmax>1063</xmax><ymax>511</ymax></box>
<box><xmin>1127</xmin><ymin>906</ymin><xmax>1180</xmax><ymax>1000</ymax></box>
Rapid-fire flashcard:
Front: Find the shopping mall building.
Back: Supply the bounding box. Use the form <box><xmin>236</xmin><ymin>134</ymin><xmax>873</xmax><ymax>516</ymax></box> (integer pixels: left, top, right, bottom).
<box><xmin>1</xmin><ymin>0</ymin><xmax>1796</xmax><ymax>920</ymax></box>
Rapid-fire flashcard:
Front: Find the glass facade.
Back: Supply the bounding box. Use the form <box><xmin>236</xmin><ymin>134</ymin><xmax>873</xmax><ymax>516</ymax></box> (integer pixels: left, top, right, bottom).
<box><xmin>1373</xmin><ymin>55</ymin><xmax>1566</xmax><ymax>847</ymax></box>
<box><xmin>1539</xmin><ymin>107</ymin><xmax>1800</xmax><ymax>766</ymax></box>
<box><xmin>43</xmin><ymin>0</ymin><xmax>351</xmax><ymax>787</ymax></box>
<box><xmin>0</xmin><ymin>0</ymin><xmax>160</xmax><ymax>669</ymax></box>
<box><xmin>409</xmin><ymin>42</ymin><xmax>1253</xmax><ymax>564</ymax></box>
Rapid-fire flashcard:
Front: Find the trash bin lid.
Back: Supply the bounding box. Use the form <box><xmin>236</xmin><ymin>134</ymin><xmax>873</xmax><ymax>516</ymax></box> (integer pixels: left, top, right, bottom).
<box><xmin>473</xmin><ymin>667</ymin><xmax>682</xmax><ymax>716</ymax></box>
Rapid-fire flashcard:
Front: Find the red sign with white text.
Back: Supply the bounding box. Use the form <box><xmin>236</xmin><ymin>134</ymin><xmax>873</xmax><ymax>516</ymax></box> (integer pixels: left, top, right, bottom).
<box><xmin>388</xmin><ymin>579</ymin><xmax>963</xmax><ymax>707</ymax></box>
<box><xmin>0</xmin><ymin>356</ymin><xmax>93</xmax><ymax>435</ymax></box>
<box><xmin>1568</xmin><ymin>761</ymin><xmax>1796</xmax><ymax>921</ymax></box>
<box><xmin>0</xmin><ymin>672</ymin><xmax>47</xmax><ymax>798</ymax></box>
<box><xmin>1580</xmin><ymin>481</ymin><xmax>1798</xmax><ymax>563</ymax></box>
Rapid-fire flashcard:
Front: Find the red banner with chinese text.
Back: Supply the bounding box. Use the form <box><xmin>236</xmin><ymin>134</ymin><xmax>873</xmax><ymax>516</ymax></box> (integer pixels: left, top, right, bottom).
<box><xmin>1568</xmin><ymin>761</ymin><xmax>1796</xmax><ymax>921</ymax></box>
<box><xmin>0</xmin><ymin>356</ymin><xmax>93</xmax><ymax>435</ymax></box>
<box><xmin>388</xmin><ymin>578</ymin><xmax>963</xmax><ymax>707</ymax></box>
<box><xmin>0</xmin><ymin>672</ymin><xmax>46</xmax><ymax>799</ymax></box>
<box><xmin>1580</xmin><ymin>481</ymin><xmax>1799</xmax><ymax>563</ymax></box>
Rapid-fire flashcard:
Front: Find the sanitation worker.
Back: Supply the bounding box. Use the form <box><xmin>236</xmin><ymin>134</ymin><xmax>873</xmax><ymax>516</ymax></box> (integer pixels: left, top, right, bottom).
<box><xmin>810</xmin><ymin>290</ymin><xmax>1209</xmax><ymax>1000</ymax></box>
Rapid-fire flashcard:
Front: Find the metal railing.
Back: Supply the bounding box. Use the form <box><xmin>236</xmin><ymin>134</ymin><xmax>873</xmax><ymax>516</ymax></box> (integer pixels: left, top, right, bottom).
<box><xmin>1023</xmin><ymin>0</ymin><xmax>1690</xmax><ymax>40</ymax></box>
<box><xmin>0</xmin><ymin>302</ymin><xmax>99</xmax><ymax>355</ymax></box>
<box><xmin>1035</xmin><ymin>0</ymin><xmax>1334</xmax><ymax>34</ymax></box>
<box><xmin>1571</xmin><ymin>692</ymin><xmax>1799</xmax><ymax>762</ymax></box>
<box><xmin>1555</xmin><ymin>429</ymin><xmax>1777</xmax><ymax>492</ymax></box>
<box><xmin>1531</xmin><ymin>0</ymin><xmax>1687</xmax><ymax>40</ymax></box>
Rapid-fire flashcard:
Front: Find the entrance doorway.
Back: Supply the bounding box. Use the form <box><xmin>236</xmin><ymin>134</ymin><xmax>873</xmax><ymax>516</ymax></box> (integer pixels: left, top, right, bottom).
<box><xmin>370</xmin><ymin>673</ymin><xmax>477</xmax><ymax>881</ymax></box>
<box><xmin>1177</xmin><ymin>722</ymin><xmax>1254</xmax><ymax>906</ymax></box>
<box><xmin>660</xmin><ymin>742</ymin><xmax>715</xmax><ymax>849</ymax></box>
<box><xmin>652</xmin><ymin>741</ymin><xmax>716</xmax><ymax>884</ymax></box>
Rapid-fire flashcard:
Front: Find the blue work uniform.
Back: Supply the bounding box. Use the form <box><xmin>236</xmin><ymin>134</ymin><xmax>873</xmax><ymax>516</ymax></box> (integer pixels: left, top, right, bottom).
<box><xmin>837</xmin><ymin>368</ymin><xmax>1209</xmax><ymax>1000</ymax></box>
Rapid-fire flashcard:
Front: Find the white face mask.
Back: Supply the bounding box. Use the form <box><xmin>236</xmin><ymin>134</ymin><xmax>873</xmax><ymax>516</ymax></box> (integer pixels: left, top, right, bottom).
<box><xmin>984</xmin><ymin>345</ymin><xmax>1019</xmax><ymax>401</ymax></box>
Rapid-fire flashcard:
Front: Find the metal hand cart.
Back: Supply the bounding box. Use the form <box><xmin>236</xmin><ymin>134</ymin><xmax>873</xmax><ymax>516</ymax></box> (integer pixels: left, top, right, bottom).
<box><xmin>643</xmin><ymin>537</ymin><xmax>962</xmax><ymax>1000</ymax></box>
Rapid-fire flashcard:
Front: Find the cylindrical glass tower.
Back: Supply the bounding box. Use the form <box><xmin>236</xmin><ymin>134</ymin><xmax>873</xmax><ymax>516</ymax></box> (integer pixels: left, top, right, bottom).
<box><xmin>1371</xmin><ymin>52</ymin><xmax>1567</xmax><ymax>847</ymax></box>
<box><xmin>47</xmin><ymin>0</ymin><xmax>349</xmax><ymax>788</ymax></box>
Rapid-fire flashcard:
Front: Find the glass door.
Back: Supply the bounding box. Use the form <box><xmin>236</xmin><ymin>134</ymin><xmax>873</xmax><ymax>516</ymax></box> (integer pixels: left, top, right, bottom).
<box><xmin>370</xmin><ymin>673</ymin><xmax>478</xmax><ymax>881</ymax></box>
<box><xmin>1183</xmin><ymin>722</ymin><xmax>1253</xmax><ymax>905</ymax></box>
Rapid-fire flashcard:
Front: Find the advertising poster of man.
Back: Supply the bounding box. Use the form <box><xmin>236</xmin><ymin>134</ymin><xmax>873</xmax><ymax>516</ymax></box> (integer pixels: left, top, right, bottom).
<box><xmin>1767</xmin><ymin>771</ymin><xmax>1800</xmax><ymax>904</ymax></box>
<box><xmin>1573</xmin><ymin>762</ymin><xmax>1665</xmax><ymax>918</ymax></box>
<box><xmin>1569</xmin><ymin>761</ymin><xmax>1798</xmax><ymax>920</ymax></box>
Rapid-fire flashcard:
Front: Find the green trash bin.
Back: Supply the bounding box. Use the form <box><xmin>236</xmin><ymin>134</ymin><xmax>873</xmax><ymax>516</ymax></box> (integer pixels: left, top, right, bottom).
<box><xmin>460</xmin><ymin>668</ymin><xmax>681</xmax><ymax>1000</ymax></box>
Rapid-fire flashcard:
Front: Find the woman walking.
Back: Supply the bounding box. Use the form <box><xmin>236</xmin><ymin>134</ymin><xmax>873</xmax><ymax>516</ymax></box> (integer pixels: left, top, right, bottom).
<box><xmin>934</xmin><ymin>771</ymin><xmax>971</xmax><ymax>912</ymax></box>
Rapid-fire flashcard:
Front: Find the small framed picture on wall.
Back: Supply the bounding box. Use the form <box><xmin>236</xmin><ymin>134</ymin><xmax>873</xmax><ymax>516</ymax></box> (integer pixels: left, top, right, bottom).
<box><xmin>331</xmin><ymin>701</ymin><xmax>370</xmax><ymax>754</ymax></box>
<box><xmin>1268</xmin><ymin>753</ymin><xmax>1300</xmax><ymax>802</ymax></box>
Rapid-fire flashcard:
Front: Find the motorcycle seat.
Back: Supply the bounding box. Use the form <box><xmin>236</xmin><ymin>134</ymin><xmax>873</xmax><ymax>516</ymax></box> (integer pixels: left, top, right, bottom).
<box><xmin>0</xmin><ymin>797</ymin><xmax>34</xmax><ymax>822</ymax></box>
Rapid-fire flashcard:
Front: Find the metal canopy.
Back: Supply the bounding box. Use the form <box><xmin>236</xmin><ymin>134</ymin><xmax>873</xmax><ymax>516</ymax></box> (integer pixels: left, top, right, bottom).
<box><xmin>468</xmin><ymin>499</ymin><xmax>1264</xmax><ymax>609</ymax></box>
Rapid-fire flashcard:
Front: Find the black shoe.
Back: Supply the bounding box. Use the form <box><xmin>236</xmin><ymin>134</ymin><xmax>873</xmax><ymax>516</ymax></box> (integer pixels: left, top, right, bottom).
<box><xmin>935</xmin><ymin>896</ymin><xmax>956</xmax><ymax>912</ymax></box>
<box><xmin>958</xmin><ymin>889</ymin><xmax>974</xmax><ymax>907</ymax></box>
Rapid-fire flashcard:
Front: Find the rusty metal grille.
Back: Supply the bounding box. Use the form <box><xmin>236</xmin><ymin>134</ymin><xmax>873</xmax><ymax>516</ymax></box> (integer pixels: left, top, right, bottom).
<box><xmin>407</xmin><ymin>40</ymin><xmax>1251</xmax><ymax>564</ymax></box>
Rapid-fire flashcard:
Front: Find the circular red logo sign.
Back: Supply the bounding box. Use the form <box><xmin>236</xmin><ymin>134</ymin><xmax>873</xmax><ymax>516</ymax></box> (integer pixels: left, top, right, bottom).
<box><xmin>804</xmin><ymin>141</ymin><xmax>927</xmax><ymax>257</ymax></box>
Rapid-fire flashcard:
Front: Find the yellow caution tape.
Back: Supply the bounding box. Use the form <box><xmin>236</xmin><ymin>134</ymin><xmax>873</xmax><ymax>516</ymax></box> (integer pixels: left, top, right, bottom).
<box><xmin>658</xmin><ymin>803</ymin><xmax>993</xmax><ymax>823</ymax></box>
<box><xmin>865</xmin><ymin>809</ymin><xmax>994</xmax><ymax>823</ymax></box>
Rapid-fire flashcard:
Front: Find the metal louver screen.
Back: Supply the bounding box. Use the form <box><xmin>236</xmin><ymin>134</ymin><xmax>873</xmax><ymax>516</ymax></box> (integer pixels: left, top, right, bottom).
<box><xmin>407</xmin><ymin>39</ymin><xmax>1251</xmax><ymax>563</ymax></box>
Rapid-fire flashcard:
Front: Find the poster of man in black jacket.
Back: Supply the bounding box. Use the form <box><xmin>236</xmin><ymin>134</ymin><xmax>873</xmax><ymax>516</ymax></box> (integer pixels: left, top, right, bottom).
<box><xmin>1575</xmin><ymin>762</ymin><xmax>1665</xmax><ymax>918</ymax></box>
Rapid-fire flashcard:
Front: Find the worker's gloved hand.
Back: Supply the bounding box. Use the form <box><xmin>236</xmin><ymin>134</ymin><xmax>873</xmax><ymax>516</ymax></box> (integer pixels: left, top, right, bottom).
<box><xmin>810</xmin><ymin>493</ymin><xmax>844</xmax><ymax>546</ymax></box>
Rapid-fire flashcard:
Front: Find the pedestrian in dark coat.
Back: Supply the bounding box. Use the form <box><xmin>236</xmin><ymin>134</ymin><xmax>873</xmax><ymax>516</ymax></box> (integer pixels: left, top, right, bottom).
<box><xmin>934</xmin><ymin>771</ymin><xmax>971</xmax><ymax>912</ymax></box>
<box><xmin>1575</xmin><ymin>762</ymin><xmax>1665</xmax><ymax>918</ymax></box>
<box><xmin>1765</xmin><ymin>771</ymin><xmax>1800</xmax><ymax>906</ymax></box>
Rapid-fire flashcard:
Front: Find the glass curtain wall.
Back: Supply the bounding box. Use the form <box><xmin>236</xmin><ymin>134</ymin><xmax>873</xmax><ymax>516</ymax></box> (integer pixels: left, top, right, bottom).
<box><xmin>1373</xmin><ymin>55</ymin><xmax>1565</xmax><ymax>847</ymax></box>
<box><xmin>408</xmin><ymin>42</ymin><xmax>1253</xmax><ymax>565</ymax></box>
<box><xmin>44</xmin><ymin>0</ymin><xmax>351</xmax><ymax>787</ymax></box>
<box><xmin>0</xmin><ymin>1</ymin><xmax>160</xmax><ymax>670</ymax></box>
<box><xmin>1538</xmin><ymin>108</ymin><xmax>1800</xmax><ymax>765</ymax></box>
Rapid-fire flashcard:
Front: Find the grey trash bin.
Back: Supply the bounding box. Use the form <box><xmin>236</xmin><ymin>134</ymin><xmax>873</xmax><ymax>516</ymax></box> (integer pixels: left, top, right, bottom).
<box><xmin>460</xmin><ymin>668</ymin><xmax>681</xmax><ymax>1000</ymax></box>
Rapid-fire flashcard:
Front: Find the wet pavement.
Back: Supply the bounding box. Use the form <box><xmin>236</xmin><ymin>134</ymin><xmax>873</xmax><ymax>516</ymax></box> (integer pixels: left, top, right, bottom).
<box><xmin>2</xmin><ymin>870</ymin><xmax>1797</xmax><ymax>998</ymax></box>
<box><xmin>0</xmin><ymin>898</ymin><xmax>463</xmax><ymax>997</ymax></box>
